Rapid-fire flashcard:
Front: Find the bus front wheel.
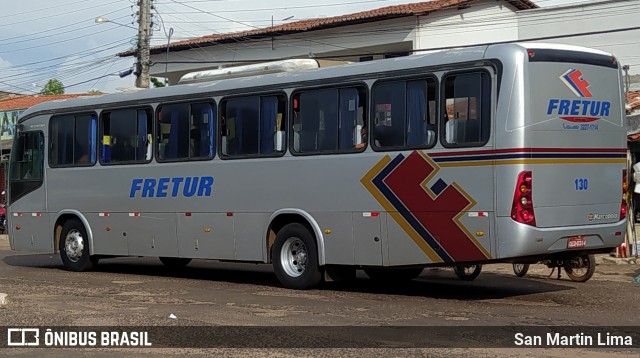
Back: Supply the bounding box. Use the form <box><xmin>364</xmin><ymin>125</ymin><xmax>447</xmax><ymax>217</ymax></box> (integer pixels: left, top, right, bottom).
<box><xmin>59</xmin><ymin>219</ymin><xmax>95</xmax><ymax>272</ymax></box>
<box><xmin>272</xmin><ymin>223</ymin><xmax>322</xmax><ymax>290</ymax></box>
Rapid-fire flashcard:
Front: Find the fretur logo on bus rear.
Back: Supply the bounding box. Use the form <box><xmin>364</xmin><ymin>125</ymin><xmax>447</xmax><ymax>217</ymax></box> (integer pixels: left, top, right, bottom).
<box><xmin>546</xmin><ymin>69</ymin><xmax>611</xmax><ymax>123</ymax></box>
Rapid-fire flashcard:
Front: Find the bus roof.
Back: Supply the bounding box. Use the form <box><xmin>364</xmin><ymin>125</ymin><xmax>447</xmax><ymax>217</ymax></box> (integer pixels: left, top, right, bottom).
<box><xmin>18</xmin><ymin>42</ymin><xmax>613</xmax><ymax>122</ymax></box>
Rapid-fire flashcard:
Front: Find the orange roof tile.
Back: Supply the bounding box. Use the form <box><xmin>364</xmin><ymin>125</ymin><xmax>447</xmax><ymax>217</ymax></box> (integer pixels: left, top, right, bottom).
<box><xmin>120</xmin><ymin>0</ymin><xmax>537</xmax><ymax>56</ymax></box>
<box><xmin>0</xmin><ymin>94</ymin><xmax>99</xmax><ymax>112</ymax></box>
<box><xmin>627</xmin><ymin>90</ymin><xmax>640</xmax><ymax>113</ymax></box>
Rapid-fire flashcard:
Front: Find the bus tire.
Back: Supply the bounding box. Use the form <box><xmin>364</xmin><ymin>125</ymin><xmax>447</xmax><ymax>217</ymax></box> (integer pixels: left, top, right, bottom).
<box><xmin>59</xmin><ymin>219</ymin><xmax>94</xmax><ymax>272</ymax></box>
<box><xmin>453</xmin><ymin>264</ymin><xmax>482</xmax><ymax>281</ymax></box>
<box><xmin>512</xmin><ymin>263</ymin><xmax>530</xmax><ymax>277</ymax></box>
<box><xmin>272</xmin><ymin>223</ymin><xmax>322</xmax><ymax>290</ymax></box>
<box><xmin>364</xmin><ymin>268</ymin><xmax>423</xmax><ymax>282</ymax></box>
<box><xmin>563</xmin><ymin>254</ymin><xmax>596</xmax><ymax>282</ymax></box>
<box><xmin>159</xmin><ymin>257</ymin><xmax>192</xmax><ymax>268</ymax></box>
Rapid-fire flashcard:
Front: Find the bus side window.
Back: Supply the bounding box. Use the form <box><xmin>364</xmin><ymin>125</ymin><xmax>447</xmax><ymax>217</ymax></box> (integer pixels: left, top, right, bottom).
<box><xmin>372</xmin><ymin>82</ymin><xmax>405</xmax><ymax>148</ymax></box>
<box><xmin>443</xmin><ymin>72</ymin><xmax>490</xmax><ymax>147</ymax></box>
<box><xmin>101</xmin><ymin>108</ymin><xmax>151</xmax><ymax>164</ymax></box>
<box><xmin>50</xmin><ymin>114</ymin><xmax>97</xmax><ymax>166</ymax></box>
<box><xmin>221</xmin><ymin>95</ymin><xmax>284</xmax><ymax>158</ymax></box>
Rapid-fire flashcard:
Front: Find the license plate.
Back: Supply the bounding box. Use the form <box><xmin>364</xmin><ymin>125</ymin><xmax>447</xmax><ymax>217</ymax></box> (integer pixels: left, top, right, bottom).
<box><xmin>567</xmin><ymin>236</ymin><xmax>587</xmax><ymax>249</ymax></box>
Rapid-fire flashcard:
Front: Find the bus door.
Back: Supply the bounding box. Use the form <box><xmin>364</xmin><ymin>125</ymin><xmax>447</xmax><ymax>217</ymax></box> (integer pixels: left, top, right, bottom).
<box><xmin>8</xmin><ymin>131</ymin><xmax>51</xmax><ymax>251</ymax></box>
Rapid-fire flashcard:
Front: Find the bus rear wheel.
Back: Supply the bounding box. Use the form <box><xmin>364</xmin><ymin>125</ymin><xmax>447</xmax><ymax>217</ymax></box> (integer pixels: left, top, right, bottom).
<box><xmin>272</xmin><ymin>223</ymin><xmax>322</xmax><ymax>290</ymax></box>
<box><xmin>59</xmin><ymin>219</ymin><xmax>95</xmax><ymax>272</ymax></box>
<box><xmin>453</xmin><ymin>264</ymin><xmax>482</xmax><ymax>281</ymax></box>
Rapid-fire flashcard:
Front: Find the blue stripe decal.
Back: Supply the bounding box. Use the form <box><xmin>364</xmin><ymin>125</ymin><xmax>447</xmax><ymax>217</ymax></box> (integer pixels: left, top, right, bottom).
<box><xmin>432</xmin><ymin>153</ymin><xmax>626</xmax><ymax>163</ymax></box>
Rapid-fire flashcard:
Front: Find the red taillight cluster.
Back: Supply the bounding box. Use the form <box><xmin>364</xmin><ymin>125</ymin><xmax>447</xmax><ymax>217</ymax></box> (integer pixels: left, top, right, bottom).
<box><xmin>511</xmin><ymin>171</ymin><xmax>536</xmax><ymax>226</ymax></box>
<box><xmin>621</xmin><ymin>169</ymin><xmax>628</xmax><ymax>220</ymax></box>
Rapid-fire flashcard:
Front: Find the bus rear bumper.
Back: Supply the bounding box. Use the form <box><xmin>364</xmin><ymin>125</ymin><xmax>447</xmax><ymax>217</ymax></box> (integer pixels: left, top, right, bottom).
<box><xmin>496</xmin><ymin>217</ymin><xmax>625</xmax><ymax>260</ymax></box>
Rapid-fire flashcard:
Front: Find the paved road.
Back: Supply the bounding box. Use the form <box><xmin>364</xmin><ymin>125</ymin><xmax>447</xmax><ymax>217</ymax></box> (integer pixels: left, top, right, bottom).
<box><xmin>0</xmin><ymin>236</ymin><xmax>638</xmax><ymax>357</ymax></box>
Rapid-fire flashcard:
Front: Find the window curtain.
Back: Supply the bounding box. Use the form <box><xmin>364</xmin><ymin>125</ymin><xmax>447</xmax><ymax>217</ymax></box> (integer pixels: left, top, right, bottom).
<box><xmin>260</xmin><ymin>96</ymin><xmax>277</xmax><ymax>154</ymax></box>
<box><xmin>407</xmin><ymin>81</ymin><xmax>426</xmax><ymax>146</ymax></box>
<box><xmin>60</xmin><ymin>119</ymin><xmax>70</xmax><ymax>165</ymax></box>
<box><xmin>89</xmin><ymin>114</ymin><xmax>97</xmax><ymax>163</ymax></box>
<box><xmin>338</xmin><ymin>89</ymin><xmax>358</xmax><ymax>150</ymax></box>
<box><xmin>167</xmin><ymin>111</ymin><xmax>178</xmax><ymax>158</ymax></box>
<box><xmin>137</xmin><ymin>110</ymin><xmax>148</xmax><ymax>160</ymax></box>
<box><xmin>203</xmin><ymin>104</ymin><xmax>215</xmax><ymax>157</ymax></box>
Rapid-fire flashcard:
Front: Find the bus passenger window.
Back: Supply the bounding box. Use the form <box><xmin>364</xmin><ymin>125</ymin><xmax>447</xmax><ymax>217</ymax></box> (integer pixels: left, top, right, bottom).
<box><xmin>100</xmin><ymin>108</ymin><xmax>152</xmax><ymax>164</ymax></box>
<box><xmin>156</xmin><ymin>102</ymin><xmax>215</xmax><ymax>162</ymax></box>
<box><xmin>372</xmin><ymin>78</ymin><xmax>436</xmax><ymax>150</ymax></box>
<box><xmin>220</xmin><ymin>95</ymin><xmax>285</xmax><ymax>158</ymax></box>
<box><xmin>292</xmin><ymin>86</ymin><xmax>366</xmax><ymax>154</ymax></box>
<box><xmin>50</xmin><ymin>114</ymin><xmax>97</xmax><ymax>167</ymax></box>
<box><xmin>442</xmin><ymin>72</ymin><xmax>490</xmax><ymax>147</ymax></box>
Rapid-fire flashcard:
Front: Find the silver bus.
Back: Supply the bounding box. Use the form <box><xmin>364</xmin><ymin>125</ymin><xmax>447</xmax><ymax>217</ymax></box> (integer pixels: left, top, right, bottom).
<box><xmin>8</xmin><ymin>43</ymin><xmax>628</xmax><ymax>289</ymax></box>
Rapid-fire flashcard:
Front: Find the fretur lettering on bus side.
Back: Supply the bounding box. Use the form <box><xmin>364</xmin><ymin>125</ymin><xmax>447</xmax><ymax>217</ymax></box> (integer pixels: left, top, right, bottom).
<box><xmin>129</xmin><ymin>176</ymin><xmax>214</xmax><ymax>198</ymax></box>
<box><xmin>546</xmin><ymin>99</ymin><xmax>610</xmax><ymax>117</ymax></box>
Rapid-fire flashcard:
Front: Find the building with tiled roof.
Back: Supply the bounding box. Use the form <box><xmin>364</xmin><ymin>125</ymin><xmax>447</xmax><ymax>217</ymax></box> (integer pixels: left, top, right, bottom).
<box><xmin>0</xmin><ymin>93</ymin><xmax>97</xmax><ymax>112</ymax></box>
<box><xmin>118</xmin><ymin>0</ymin><xmax>639</xmax><ymax>85</ymax></box>
<box><xmin>0</xmin><ymin>91</ymin><xmax>20</xmax><ymax>101</ymax></box>
<box><xmin>138</xmin><ymin>0</ymin><xmax>536</xmax><ymax>55</ymax></box>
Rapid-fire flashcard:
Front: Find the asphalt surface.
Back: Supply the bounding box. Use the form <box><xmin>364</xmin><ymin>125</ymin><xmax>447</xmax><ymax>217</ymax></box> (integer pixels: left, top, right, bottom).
<box><xmin>0</xmin><ymin>235</ymin><xmax>639</xmax><ymax>357</ymax></box>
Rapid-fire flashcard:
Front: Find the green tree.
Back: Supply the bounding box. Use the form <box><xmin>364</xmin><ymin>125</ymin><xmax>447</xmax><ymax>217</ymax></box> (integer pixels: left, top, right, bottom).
<box><xmin>150</xmin><ymin>77</ymin><xmax>166</xmax><ymax>88</ymax></box>
<box><xmin>41</xmin><ymin>79</ymin><xmax>65</xmax><ymax>95</ymax></box>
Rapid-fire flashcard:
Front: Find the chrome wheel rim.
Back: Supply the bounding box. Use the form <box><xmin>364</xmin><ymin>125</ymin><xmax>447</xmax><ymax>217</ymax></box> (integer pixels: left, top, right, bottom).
<box><xmin>280</xmin><ymin>237</ymin><xmax>307</xmax><ymax>278</ymax></box>
<box><xmin>514</xmin><ymin>264</ymin><xmax>526</xmax><ymax>274</ymax></box>
<box><xmin>462</xmin><ymin>266</ymin><xmax>476</xmax><ymax>275</ymax></box>
<box><xmin>64</xmin><ymin>229</ymin><xmax>84</xmax><ymax>263</ymax></box>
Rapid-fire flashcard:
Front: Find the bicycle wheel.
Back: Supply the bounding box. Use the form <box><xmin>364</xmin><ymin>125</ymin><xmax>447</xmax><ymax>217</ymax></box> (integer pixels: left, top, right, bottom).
<box><xmin>512</xmin><ymin>263</ymin><xmax>530</xmax><ymax>277</ymax></box>
<box><xmin>563</xmin><ymin>254</ymin><xmax>596</xmax><ymax>282</ymax></box>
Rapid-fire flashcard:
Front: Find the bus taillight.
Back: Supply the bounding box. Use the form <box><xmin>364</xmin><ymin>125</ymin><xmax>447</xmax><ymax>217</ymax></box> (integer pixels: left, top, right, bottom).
<box><xmin>621</xmin><ymin>169</ymin><xmax>628</xmax><ymax>220</ymax></box>
<box><xmin>511</xmin><ymin>171</ymin><xmax>536</xmax><ymax>226</ymax></box>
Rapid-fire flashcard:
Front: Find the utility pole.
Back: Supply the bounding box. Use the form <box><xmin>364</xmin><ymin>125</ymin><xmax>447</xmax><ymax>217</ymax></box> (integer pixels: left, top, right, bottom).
<box><xmin>136</xmin><ymin>0</ymin><xmax>152</xmax><ymax>88</ymax></box>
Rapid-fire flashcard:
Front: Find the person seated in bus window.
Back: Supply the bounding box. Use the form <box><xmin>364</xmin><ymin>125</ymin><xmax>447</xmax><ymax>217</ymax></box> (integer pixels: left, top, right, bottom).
<box><xmin>356</xmin><ymin>126</ymin><xmax>367</xmax><ymax>149</ymax></box>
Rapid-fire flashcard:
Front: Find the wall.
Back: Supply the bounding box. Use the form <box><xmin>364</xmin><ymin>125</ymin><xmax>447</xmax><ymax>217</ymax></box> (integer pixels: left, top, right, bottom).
<box><xmin>518</xmin><ymin>0</ymin><xmax>640</xmax><ymax>75</ymax></box>
<box><xmin>416</xmin><ymin>1</ymin><xmax>520</xmax><ymax>50</ymax></box>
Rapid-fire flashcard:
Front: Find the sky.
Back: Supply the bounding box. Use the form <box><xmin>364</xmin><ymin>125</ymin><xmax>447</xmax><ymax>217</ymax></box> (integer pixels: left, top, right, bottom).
<box><xmin>0</xmin><ymin>0</ymin><xmax>589</xmax><ymax>94</ymax></box>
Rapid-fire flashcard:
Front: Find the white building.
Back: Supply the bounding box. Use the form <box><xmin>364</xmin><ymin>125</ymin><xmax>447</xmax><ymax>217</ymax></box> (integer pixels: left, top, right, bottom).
<box><xmin>120</xmin><ymin>0</ymin><xmax>640</xmax><ymax>84</ymax></box>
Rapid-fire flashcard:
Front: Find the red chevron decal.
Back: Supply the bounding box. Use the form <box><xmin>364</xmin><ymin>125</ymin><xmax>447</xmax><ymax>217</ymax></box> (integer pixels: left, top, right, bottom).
<box><xmin>382</xmin><ymin>151</ymin><xmax>488</xmax><ymax>261</ymax></box>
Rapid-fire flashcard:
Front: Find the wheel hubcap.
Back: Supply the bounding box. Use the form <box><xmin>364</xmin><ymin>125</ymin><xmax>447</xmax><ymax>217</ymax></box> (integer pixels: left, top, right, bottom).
<box><xmin>64</xmin><ymin>229</ymin><xmax>84</xmax><ymax>263</ymax></box>
<box><xmin>281</xmin><ymin>237</ymin><xmax>307</xmax><ymax>278</ymax></box>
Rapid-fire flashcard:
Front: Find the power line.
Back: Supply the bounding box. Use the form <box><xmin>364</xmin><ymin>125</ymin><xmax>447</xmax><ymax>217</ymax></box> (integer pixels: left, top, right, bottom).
<box><xmin>0</xmin><ymin>0</ymin><xmax>128</xmax><ymax>28</ymax></box>
<box><xmin>0</xmin><ymin>14</ymin><xmax>133</xmax><ymax>47</ymax></box>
